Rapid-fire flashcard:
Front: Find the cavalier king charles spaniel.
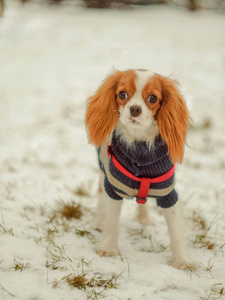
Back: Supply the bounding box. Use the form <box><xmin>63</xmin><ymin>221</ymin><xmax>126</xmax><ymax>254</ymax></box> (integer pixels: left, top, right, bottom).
<box><xmin>85</xmin><ymin>69</ymin><xmax>197</xmax><ymax>270</ymax></box>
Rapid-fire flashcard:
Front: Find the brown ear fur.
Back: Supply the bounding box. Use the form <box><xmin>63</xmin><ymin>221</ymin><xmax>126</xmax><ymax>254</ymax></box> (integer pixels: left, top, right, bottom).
<box><xmin>85</xmin><ymin>71</ymin><xmax>123</xmax><ymax>146</ymax></box>
<box><xmin>157</xmin><ymin>76</ymin><xmax>191</xmax><ymax>164</ymax></box>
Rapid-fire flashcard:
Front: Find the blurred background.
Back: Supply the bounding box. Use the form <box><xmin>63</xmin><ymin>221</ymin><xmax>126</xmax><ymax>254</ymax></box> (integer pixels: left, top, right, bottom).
<box><xmin>1</xmin><ymin>0</ymin><xmax>225</xmax><ymax>12</ymax></box>
<box><xmin>0</xmin><ymin>1</ymin><xmax>225</xmax><ymax>299</ymax></box>
<box><xmin>0</xmin><ymin>0</ymin><xmax>224</xmax><ymax>162</ymax></box>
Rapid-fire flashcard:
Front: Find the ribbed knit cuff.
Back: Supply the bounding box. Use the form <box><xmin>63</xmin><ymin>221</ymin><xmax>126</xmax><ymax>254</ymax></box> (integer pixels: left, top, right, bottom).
<box><xmin>156</xmin><ymin>189</ymin><xmax>178</xmax><ymax>208</ymax></box>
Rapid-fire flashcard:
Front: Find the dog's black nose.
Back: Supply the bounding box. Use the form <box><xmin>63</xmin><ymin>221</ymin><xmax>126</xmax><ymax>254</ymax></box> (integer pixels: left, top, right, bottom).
<box><xmin>130</xmin><ymin>105</ymin><xmax>142</xmax><ymax>117</ymax></box>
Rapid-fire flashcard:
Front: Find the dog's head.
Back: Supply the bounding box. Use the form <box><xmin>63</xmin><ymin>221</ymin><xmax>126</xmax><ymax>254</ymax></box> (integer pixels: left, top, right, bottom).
<box><xmin>85</xmin><ymin>69</ymin><xmax>190</xmax><ymax>163</ymax></box>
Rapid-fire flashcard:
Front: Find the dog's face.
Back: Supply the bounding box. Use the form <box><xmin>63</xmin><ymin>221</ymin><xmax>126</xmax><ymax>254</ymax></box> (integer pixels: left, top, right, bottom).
<box><xmin>86</xmin><ymin>69</ymin><xmax>190</xmax><ymax>163</ymax></box>
<box><xmin>116</xmin><ymin>70</ymin><xmax>162</xmax><ymax>132</ymax></box>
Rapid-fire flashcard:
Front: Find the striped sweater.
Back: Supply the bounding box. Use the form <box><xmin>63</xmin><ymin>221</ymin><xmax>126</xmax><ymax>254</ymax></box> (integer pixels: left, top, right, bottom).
<box><xmin>98</xmin><ymin>131</ymin><xmax>178</xmax><ymax>208</ymax></box>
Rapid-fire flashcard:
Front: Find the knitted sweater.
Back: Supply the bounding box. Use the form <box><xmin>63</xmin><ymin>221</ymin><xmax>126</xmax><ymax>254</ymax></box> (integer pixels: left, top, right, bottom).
<box><xmin>98</xmin><ymin>131</ymin><xmax>178</xmax><ymax>208</ymax></box>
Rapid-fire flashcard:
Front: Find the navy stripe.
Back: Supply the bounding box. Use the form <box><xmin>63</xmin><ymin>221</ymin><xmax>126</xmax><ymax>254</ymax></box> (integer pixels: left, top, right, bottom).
<box><xmin>98</xmin><ymin>131</ymin><xmax>178</xmax><ymax>208</ymax></box>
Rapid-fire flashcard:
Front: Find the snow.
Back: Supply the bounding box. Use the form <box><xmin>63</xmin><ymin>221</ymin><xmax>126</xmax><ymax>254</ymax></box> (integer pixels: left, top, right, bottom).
<box><xmin>0</xmin><ymin>1</ymin><xmax>225</xmax><ymax>299</ymax></box>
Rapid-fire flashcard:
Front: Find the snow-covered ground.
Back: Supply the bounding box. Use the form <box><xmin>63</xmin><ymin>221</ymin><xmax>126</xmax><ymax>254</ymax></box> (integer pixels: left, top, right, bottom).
<box><xmin>0</xmin><ymin>1</ymin><xmax>225</xmax><ymax>299</ymax></box>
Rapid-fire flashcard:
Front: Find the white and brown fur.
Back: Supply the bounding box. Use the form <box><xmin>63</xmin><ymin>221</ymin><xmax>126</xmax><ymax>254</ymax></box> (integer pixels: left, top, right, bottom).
<box><xmin>86</xmin><ymin>69</ymin><xmax>197</xmax><ymax>269</ymax></box>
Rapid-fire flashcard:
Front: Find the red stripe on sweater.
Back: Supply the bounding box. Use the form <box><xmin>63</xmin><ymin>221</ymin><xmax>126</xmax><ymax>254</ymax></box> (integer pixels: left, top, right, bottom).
<box><xmin>107</xmin><ymin>145</ymin><xmax>175</xmax><ymax>204</ymax></box>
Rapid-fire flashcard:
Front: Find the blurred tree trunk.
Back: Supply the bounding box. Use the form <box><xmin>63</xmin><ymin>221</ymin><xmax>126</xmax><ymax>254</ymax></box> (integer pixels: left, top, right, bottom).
<box><xmin>84</xmin><ymin>0</ymin><xmax>123</xmax><ymax>8</ymax></box>
<box><xmin>84</xmin><ymin>0</ymin><xmax>164</xmax><ymax>8</ymax></box>
<box><xmin>189</xmin><ymin>0</ymin><xmax>199</xmax><ymax>10</ymax></box>
<box><xmin>0</xmin><ymin>0</ymin><xmax>4</xmax><ymax>17</ymax></box>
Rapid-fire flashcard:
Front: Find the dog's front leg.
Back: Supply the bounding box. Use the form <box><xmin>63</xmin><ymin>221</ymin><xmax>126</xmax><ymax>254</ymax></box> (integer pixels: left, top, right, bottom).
<box><xmin>96</xmin><ymin>194</ymin><xmax>122</xmax><ymax>257</ymax></box>
<box><xmin>163</xmin><ymin>201</ymin><xmax>197</xmax><ymax>270</ymax></box>
<box><xmin>92</xmin><ymin>172</ymin><xmax>107</xmax><ymax>231</ymax></box>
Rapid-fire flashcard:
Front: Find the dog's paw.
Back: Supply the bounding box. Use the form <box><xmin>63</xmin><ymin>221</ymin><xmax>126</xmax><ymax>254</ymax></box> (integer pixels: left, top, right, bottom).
<box><xmin>170</xmin><ymin>259</ymin><xmax>199</xmax><ymax>270</ymax></box>
<box><xmin>95</xmin><ymin>241</ymin><xmax>119</xmax><ymax>257</ymax></box>
<box><xmin>96</xmin><ymin>247</ymin><xmax>119</xmax><ymax>257</ymax></box>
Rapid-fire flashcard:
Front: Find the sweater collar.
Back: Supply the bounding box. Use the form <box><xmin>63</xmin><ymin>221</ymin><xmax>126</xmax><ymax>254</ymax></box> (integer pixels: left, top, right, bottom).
<box><xmin>111</xmin><ymin>130</ymin><xmax>169</xmax><ymax>166</ymax></box>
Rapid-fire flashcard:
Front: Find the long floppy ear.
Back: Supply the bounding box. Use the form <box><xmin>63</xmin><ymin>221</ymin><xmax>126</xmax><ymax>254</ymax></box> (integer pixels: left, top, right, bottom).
<box><xmin>85</xmin><ymin>71</ymin><xmax>123</xmax><ymax>146</ymax></box>
<box><xmin>157</xmin><ymin>76</ymin><xmax>191</xmax><ymax>164</ymax></box>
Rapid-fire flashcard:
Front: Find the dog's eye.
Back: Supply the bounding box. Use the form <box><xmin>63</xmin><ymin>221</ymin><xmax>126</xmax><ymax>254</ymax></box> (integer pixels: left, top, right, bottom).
<box><xmin>119</xmin><ymin>91</ymin><xmax>128</xmax><ymax>100</ymax></box>
<box><xmin>147</xmin><ymin>94</ymin><xmax>158</xmax><ymax>104</ymax></box>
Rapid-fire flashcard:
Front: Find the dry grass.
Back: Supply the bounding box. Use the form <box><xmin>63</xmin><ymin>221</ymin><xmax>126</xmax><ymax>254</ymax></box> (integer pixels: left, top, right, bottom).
<box><xmin>60</xmin><ymin>203</ymin><xmax>82</xmax><ymax>220</ymax></box>
<box><xmin>201</xmin><ymin>283</ymin><xmax>225</xmax><ymax>300</ymax></box>
<box><xmin>34</xmin><ymin>201</ymin><xmax>96</xmax><ymax>271</ymax></box>
<box><xmin>192</xmin><ymin>211</ymin><xmax>207</xmax><ymax>231</ymax></box>
<box><xmin>13</xmin><ymin>259</ymin><xmax>30</xmax><ymax>272</ymax></box>
<box><xmin>3</xmin><ymin>259</ymin><xmax>30</xmax><ymax>272</ymax></box>
<box><xmin>190</xmin><ymin>212</ymin><xmax>218</xmax><ymax>250</ymax></box>
<box><xmin>44</xmin><ymin>201</ymin><xmax>83</xmax><ymax>228</ymax></box>
<box><xmin>75</xmin><ymin>228</ymin><xmax>97</xmax><ymax>244</ymax></box>
<box><xmin>23</xmin><ymin>205</ymin><xmax>36</xmax><ymax>212</ymax></box>
<box><xmin>44</xmin><ymin>201</ymin><xmax>97</xmax><ymax>242</ymax></box>
<box><xmin>200</xmin><ymin>118</ymin><xmax>213</xmax><ymax>129</ymax></box>
<box><xmin>0</xmin><ymin>224</ymin><xmax>14</xmax><ymax>236</ymax></box>
<box><xmin>200</xmin><ymin>241</ymin><xmax>216</xmax><ymax>250</ymax></box>
<box><xmin>73</xmin><ymin>186</ymin><xmax>90</xmax><ymax>198</ymax></box>
<box><xmin>53</xmin><ymin>271</ymin><xmax>121</xmax><ymax>291</ymax></box>
<box><xmin>67</xmin><ymin>273</ymin><xmax>88</xmax><ymax>289</ymax></box>
<box><xmin>127</xmin><ymin>228</ymin><xmax>167</xmax><ymax>253</ymax></box>
<box><xmin>75</xmin><ymin>229</ymin><xmax>91</xmax><ymax>237</ymax></box>
<box><xmin>190</xmin><ymin>117</ymin><xmax>213</xmax><ymax>131</ymax></box>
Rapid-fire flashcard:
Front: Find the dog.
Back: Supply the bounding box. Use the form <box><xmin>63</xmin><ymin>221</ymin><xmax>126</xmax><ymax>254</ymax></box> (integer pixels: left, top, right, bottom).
<box><xmin>85</xmin><ymin>69</ymin><xmax>197</xmax><ymax>270</ymax></box>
